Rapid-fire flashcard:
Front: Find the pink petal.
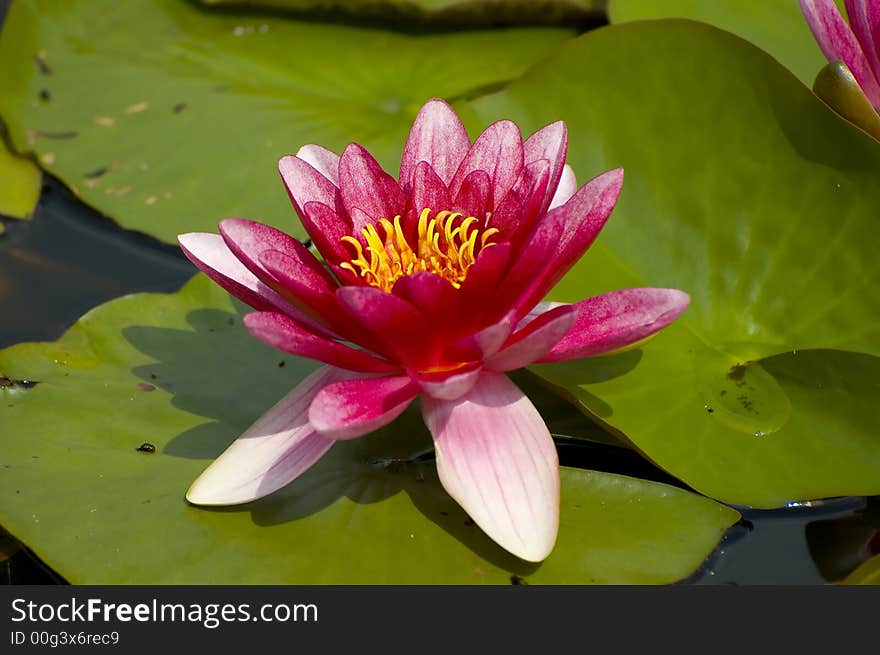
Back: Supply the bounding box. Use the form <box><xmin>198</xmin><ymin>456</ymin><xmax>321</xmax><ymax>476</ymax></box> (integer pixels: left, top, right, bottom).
<box><xmin>453</xmin><ymin>169</ymin><xmax>492</xmax><ymax>219</ymax></box>
<box><xmin>279</xmin><ymin>154</ymin><xmax>342</xmax><ymax>219</ymax></box>
<box><xmin>549</xmin><ymin>164</ymin><xmax>576</xmax><ymax>210</ymax></box>
<box><xmin>450</xmin><ymin>120</ymin><xmax>524</xmax><ymax>211</ymax></box>
<box><xmin>489</xmin><ymin>158</ymin><xmax>551</xmax><ymax>236</ymax></box>
<box><xmin>338</xmin><ymin>143</ymin><xmax>406</xmax><ymax>222</ymax></box>
<box><xmin>801</xmin><ymin>0</ymin><xmax>880</xmax><ymax>106</ymax></box>
<box><xmin>422</xmin><ymin>372</ymin><xmax>559</xmax><ymax>562</ymax></box>
<box><xmin>178</xmin><ymin>232</ymin><xmax>302</xmax><ymax>315</ymax></box>
<box><xmin>845</xmin><ymin>0</ymin><xmax>880</xmax><ymax>86</ymax></box>
<box><xmin>296</xmin><ymin>144</ymin><xmax>340</xmax><ymax>185</ymax></box>
<box><xmin>309</xmin><ymin>375</ymin><xmax>416</xmax><ymax>440</ymax></box>
<box><xmin>336</xmin><ymin>285</ymin><xmax>433</xmax><ymax>365</ymax></box>
<box><xmin>399</xmin><ymin>98</ymin><xmax>471</xmax><ymax>189</ymax></box>
<box><xmin>445</xmin><ymin>310</ymin><xmax>516</xmax><ymax>362</ymax></box>
<box><xmin>219</xmin><ymin>218</ymin><xmax>324</xmax><ymax>285</ymax></box>
<box><xmin>186</xmin><ymin>366</ymin><xmax>350</xmax><ymax>505</ymax></box>
<box><xmin>403</xmin><ymin>161</ymin><xmax>452</xmax><ymax>238</ymax></box>
<box><xmin>523</xmin><ymin>121</ymin><xmax>568</xmax><ymax>213</ymax></box>
<box><xmin>539</xmin><ymin>288</ymin><xmax>691</xmax><ymax>362</ymax></box>
<box><xmin>244</xmin><ymin>312</ymin><xmax>399</xmax><ymax>373</ymax></box>
<box><xmin>508</xmin><ymin>168</ymin><xmax>624</xmax><ymax>316</ymax></box>
<box><xmin>486</xmin><ymin>304</ymin><xmax>575</xmax><ymax>371</ymax></box>
<box><xmin>414</xmin><ymin>364</ymin><xmax>483</xmax><ymax>400</ymax></box>
<box><xmin>300</xmin><ymin>201</ymin><xmax>353</xmax><ymax>265</ymax></box>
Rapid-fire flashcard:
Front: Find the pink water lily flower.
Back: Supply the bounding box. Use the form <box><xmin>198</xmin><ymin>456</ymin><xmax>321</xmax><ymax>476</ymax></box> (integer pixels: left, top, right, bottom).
<box><xmin>178</xmin><ymin>99</ymin><xmax>689</xmax><ymax>562</ymax></box>
<box><xmin>801</xmin><ymin>0</ymin><xmax>880</xmax><ymax>110</ymax></box>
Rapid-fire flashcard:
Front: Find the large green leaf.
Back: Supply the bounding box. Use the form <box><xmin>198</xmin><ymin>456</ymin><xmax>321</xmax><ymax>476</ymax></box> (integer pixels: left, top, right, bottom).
<box><xmin>201</xmin><ymin>0</ymin><xmax>603</xmax><ymax>25</ymax></box>
<box><xmin>0</xmin><ymin>0</ymin><xmax>573</xmax><ymax>244</ymax></box>
<box><xmin>467</xmin><ymin>20</ymin><xmax>880</xmax><ymax>508</ymax></box>
<box><xmin>608</xmin><ymin>0</ymin><xmax>843</xmax><ymax>84</ymax></box>
<box><xmin>0</xmin><ymin>132</ymin><xmax>41</xmax><ymax>224</ymax></box>
<box><xmin>841</xmin><ymin>554</ymin><xmax>880</xmax><ymax>584</ymax></box>
<box><xmin>0</xmin><ymin>275</ymin><xmax>738</xmax><ymax>584</ymax></box>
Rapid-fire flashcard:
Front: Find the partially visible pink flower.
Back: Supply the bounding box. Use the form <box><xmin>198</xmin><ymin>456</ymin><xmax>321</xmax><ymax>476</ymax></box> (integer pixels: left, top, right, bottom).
<box><xmin>178</xmin><ymin>98</ymin><xmax>689</xmax><ymax>562</ymax></box>
<box><xmin>801</xmin><ymin>0</ymin><xmax>880</xmax><ymax>109</ymax></box>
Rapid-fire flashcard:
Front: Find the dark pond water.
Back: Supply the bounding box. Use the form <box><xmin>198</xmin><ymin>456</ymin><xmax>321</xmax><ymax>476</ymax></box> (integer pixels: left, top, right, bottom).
<box><xmin>0</xmin><ymin>176</ymin><xmax>877</xmax><ymax>585</ymax></box>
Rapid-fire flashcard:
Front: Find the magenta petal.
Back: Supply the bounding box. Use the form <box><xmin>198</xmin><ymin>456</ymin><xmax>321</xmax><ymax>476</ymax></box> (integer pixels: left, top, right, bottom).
<box><xmin>408</xmin><ymin>161</ymin><xmax>452</xmax><ymax>219</ymax></box>
<box><xmin>486</xmin><ymin>304</ymin><xmax>575</xmax><ymax>372</ymax></box>
<box><xmin>296</xmin><ymin>144</ymin><xmax>340</xmax><ymax>185</ymax></box>
<box><xmin>549</xmin><ymin>164</ymin><xmax>576</xmax><ymax>210</ymax></box>
<box><xmin>338</xmin><ymin>143</ymin><xmax>406</xmax><ymax>222</ymax></box>
<box><xmin>399</xmin><ymin>98</ymin><xmax>471</xmax><ymax>189</ymax></box>
<box><xmin>336</xmin><ymin>285</ymin><xmax>432</xmax><ymax>364</ymax></box>
<box><xmin>446</xmin><ymin>310</ymin><xmax>515</xmax><ymax>362</ymax></box>
<box><xmin>489</xmin><ymin>158</ymin><xmax>551</xmax><ymax>235</ymax></box>
<box><xmin>422</xmin><ymin>372</ymin><xmax>559</xmax><ymax>562</ymax></box>
<box><xmin>300</xmin><ymin>201</ymin><xmax>352</xmax><ymax>265</ymax></box>
<box><xmin>523</xmin><ymin>121</ymin><xmax>568</xmax><ymax>213</ymax></box>
<box><xmin>392</xmin><ymin>271</ymin><xmax>460</xmax><ymax>323</ymax></box>
<box><xmin>219</xmin><ymin>218</ymin><xmax>317</xmax><ymax>284</ymax></box>
<box><xmin>309</xmin><ymin>375</ymin><xmax>416</xmax><ymax>440</ymax></box>
<box><xmin>244</xmin><ymin>312</ymin><xmax>399</xmax><ymax>373</ymax></box>
<box><xmin>510</xmin><ymin>167</ymin><xmax>624</xmax><ymax>316</ymax></box>
<box><xmin>450</xmin><ymin>120</ymin><xmax>524</xmax><ymax>209</ymax></box>
<box><xmin>279</xmin><ymin>154</ymin><xmax>341</xmax><ymax>218</ymax></box>
<box><xmin>178</xmin><ymin>232</ymin><xmax>301</xmax><ymax>315</ymax></box>
<box><xmin>539</xmin><ymin>288</ymin><xmax>690</xmax><ymax>362</ymax></box>
<box><xmin>846</xmin><ymin>0</ymin><xmax>880</xmax><ymax>85</ymax></box>
<box><xmin>453</xmin><ymin>169</ymin><xmax>492</xmax><ymax>218</ymax></box>
<box><xmin>186</xmin><ymin>366</ymin><xmax>350</xmax><ymax>505</ymax></box>
<box><xmin>801</xmin><ymin>0</ymin><xmax>880</xmax><ymax>106</ymax></box>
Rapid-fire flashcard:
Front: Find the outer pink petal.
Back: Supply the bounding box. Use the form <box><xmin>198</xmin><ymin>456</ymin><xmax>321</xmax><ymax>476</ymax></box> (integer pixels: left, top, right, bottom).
<box><xmin>296</xmin><ymin>144</ymin><xmax>340</xmax><ymax>185</ymax></box>
<box><xmin>309</xmin><ymin>375</ymin><xmax>416</xmax><ymax>440</ymax></box>
<box><xmin>338</xmin><ymin>143</ymin><xmax>406</xmax><ymax>222</ymax></box>
<box><xmin>523</xmin><ymin>121</ymin><xmax>568</xmax><ymax>213</ymax></box>
<box><xmin>801</xmin><ymin>0</ymin><xmax>880</xmax><ymax>106</ymax></box>
<box><xmin>414</xmin><ymin>363</ymin><xmax>483</xmax><ymax>400</ymax></box>
<box><xmin>178</xmin><ymin>232</ymin><xmax>302</xmax><ymax>316</ymax></box>
<box><xmin>539</xmin><ymin>288</ymin><xmax>690</xmax><ymax>362</ymax></box>
<box><xmin>300</xmin><ymin>201</ymin><xmax>353</xmax><ymax>265</ymax></box>
<box><xmin>244</xmin><ymin>312</ymin><xmax>399</xmax><ymax>374</ymax></box>
<box><xmin>846</xmin><ymin>0</ymin><xmax>880</xmax><ymax>84</ymax></box>
<box><xmin>279</xmin><ymin>155</ymin><xmax>342</xmax><ymax>218</ymax></box>
<box><xmin>219</xmin><ymin>218</ymin><xmax>328</xmax><ymax>286</ymax></box>
<box><xmin>399</xmin><ymin>98</ymin><xmax>471</xmax><ymax>189</ymax></box>
<box><xmin>486</xmin><ymin>304</ymin><xmax>575</xmax><ymax>372</ymax></box>
<box><xmin>548</xmin><ymin>164</ymin><xmax>576</xmax><ymax>210</ymax></box>
<box><xmin>186</xmin><ymin>366</ymin><xmax>351</xmax><ymax>505</ymax></box>
<box><xmin>508</xmin><ymin>168</ymin><xmax>624</xmax><ymax>316</ymax></box>
<box><xmin>422</xmin><ymin>372</ymin><xmax>559</xmax><ymax>562</ymax></box>
<box><xmin>450</xmin><ymin>120</ymin><xmax>524</xmax><ymax>210</ymax></box>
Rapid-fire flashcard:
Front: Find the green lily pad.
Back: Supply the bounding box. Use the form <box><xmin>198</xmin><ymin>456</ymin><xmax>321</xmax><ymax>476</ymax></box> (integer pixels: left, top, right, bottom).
<box><xmin>467</xmin><ymin>20</ymin><xmax>880</xmax><ymax>508</ymax></box>
<box><xmin>841</xmin><ymin>553</ymin><xmax>880</xmax><ymax>585</ymax></box>
<box><xmin>0</xmin><ymin>131</ymin><xmax>41</xmax><ymax>221</ymax></box>
<box><xmin>0</xmin><ymin>0</ymin><xmax>573</xmax><ymax>245</ymax></box>
<box><xmin>200</xmin><ymin>0</ymin><xmax>603</xmax><ymax>25</ymax></box>
<box><xmin>0</xmin><ymin>274</ymin><xmax>738</xmax><ymax>584</ymax></box>
<box><xmin>608</xmin><ymin>0</ymin><xmax>844</xmax><ymax>84</ymax></box>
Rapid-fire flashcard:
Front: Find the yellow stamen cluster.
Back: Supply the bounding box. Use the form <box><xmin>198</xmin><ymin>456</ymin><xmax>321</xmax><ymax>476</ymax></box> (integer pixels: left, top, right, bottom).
<box><xmin>339</xmin><ymin>208</ymin><xmax>499</xmax><ymax>292</ymax></box>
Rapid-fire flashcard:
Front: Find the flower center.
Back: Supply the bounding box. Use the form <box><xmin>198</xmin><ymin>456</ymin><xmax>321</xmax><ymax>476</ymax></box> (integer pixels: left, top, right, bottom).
<box><xmin>339</xmin><ymin>208</ymin><xmax>499</xmax><ymax>292</ymax></box>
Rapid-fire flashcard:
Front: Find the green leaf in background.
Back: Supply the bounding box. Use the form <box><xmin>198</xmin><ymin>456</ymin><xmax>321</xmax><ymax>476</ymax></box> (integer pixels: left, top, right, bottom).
<box><xmin>0</xmin><ymin>275</ymin><xmax>738</xmax><ymax>584</ymax></box>
<box><xmin>608</xmin><ymin>0</ymin><xmax>843</xmax><ymax>85</ymax></box>
<box><xmin>467</xmin><ymin>20</ymin><xmax>880</xmax><ymax>508</ymax></box>
<box><xmin>201</xmin><ymin>0</ymin><xmax>603</xmax><ymax>26</ymax></box>
<box><xmin>0</xmin><ymin>0</ymin><xmax>573</xmax><ymax>244</ymax></box>
<box><xmin>0</xmin><ymin>132</ymin><xmax>41</xmax><ymax>225</ymax></box>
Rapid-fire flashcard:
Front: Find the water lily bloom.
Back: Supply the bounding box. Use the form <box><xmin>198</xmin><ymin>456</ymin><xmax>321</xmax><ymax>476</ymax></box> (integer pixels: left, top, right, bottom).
<box><xmin>178</xmin><ymin>99</ymin><xmax>689</xmax><ymax>562</ymax></box>
<box><xmin>800</xmin><ymin>0</ymin><xmax>880</xmax><ymax>110</ymax></box>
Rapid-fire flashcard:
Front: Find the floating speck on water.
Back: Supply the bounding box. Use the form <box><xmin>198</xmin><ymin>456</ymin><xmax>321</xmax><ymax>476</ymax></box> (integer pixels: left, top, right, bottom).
<box><xmin>94</xmin><ymin>115</ymin><xmax>115</xmax><ymax>127</ymax></box>
<box><xmin>126</xmin><ymin>101</ymin><xmax>149</xmax><ymax>114</ymax></box>
<box><xmin>259</xmin><ymin>24</ymin><xmax>269</xmax><ymax>33</ymax></box>
<box><xmin>704</xmin><ymin>404</ymin><xmax>714</xmax><ymax>414</ymax></box>
<box><xmin>40</xmin><ymin>152</ymin><xmax>56</xmax><ymax>166</ymax></box>
<box><xmin>145</xmin><ymin>195</ymin><xmax>157</xmax><ymax>206</ymax></box>
<box><xmin>753</xmin><ymin>430</ymin><xmax>764</xmax><ymax>438</ymax></box>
